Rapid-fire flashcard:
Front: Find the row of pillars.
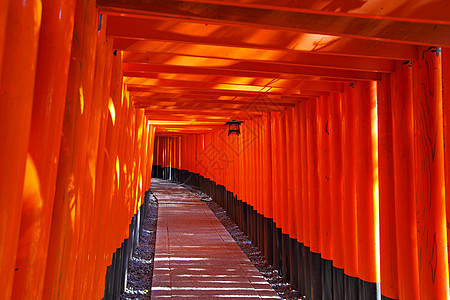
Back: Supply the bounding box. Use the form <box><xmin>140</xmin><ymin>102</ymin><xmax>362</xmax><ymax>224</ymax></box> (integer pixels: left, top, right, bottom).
<box><xmin>0</xmin><ymin>1</ymin><xmax>156</xmax><ymax>299</ymax></box>
<box><xmin>154</xmin><ymin>46</ymin><xmax>450</xmax><ymax>300</ymax></box>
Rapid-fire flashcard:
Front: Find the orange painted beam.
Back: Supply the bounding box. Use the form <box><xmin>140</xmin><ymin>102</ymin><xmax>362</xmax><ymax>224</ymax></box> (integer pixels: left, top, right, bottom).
<box><xmin>133</xmin><ymin>98</ymin><xmax>297</xmax><ymax>107</ymax></box>
<box><xmin>97</xmin><ymin>0</ymin><xmax>450</xmax><ymax>46</ymax></box>
<box><xmin>391</xmin><ymin>60</ymin><xmax>419</xmax><ymax>300</ymax></box>
<box><xmin>128</xmin><ymin>84</ymin><xmax>294</xmax><ymax>96</ymax></box>
<box><xmin>106</xmin><ymin>16</ymin><xmax>416</xmax><ymax>60</ymax></box>
<box><xmin>124</xmin><ymin>62</ymin><xmax>307</xmax><ymax>80</ymax></box>
<box><xmin>144</xmin><ymin>108</ymin><xmax>264</xmax><ymax>115</ymax></box>
<box><xmin>151</xmin><ymin>0</ymin><xmax>450</xmax><ymax>25</ymax></box>
<box><xmin>125</xmin><ymin>76</ymin><xmax>287</xmax><ymax>93</ymax></box>
<box><xmin>124</xmin><ymin>72</ymin><xmax>307</xmax><ymax>90</ymax></box>
<box><xmin>122</xmin><ymin>54</ymin><xmax>381</xmax><ymax>80</ymax></box>
<box><xmin>113</xmin><ymin>38</ymin><xmax>395</xmax><ymax>73</ymax></box>
<box><xmin>138</xmin><ymin>102</ymin><xmax>287</xmax><ymax>111</ymax></box>
<box><xmin>130</xmin><ymin>92</ymin><xmax>307</xmax><ymax>102</ymax></box>
<box><xmin>413</xmin><ymin>46</ymin><xmax>450</xmax><ymax>299</ymax></box>
<box><xmin>140</xmin><ymin>102</ymin><xmax>287</xmax><ymax>110</ymax></box>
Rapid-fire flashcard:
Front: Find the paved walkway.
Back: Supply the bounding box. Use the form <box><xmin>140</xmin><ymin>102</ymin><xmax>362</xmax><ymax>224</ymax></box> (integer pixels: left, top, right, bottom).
<box><xmin>151</xmin><ymin>179</ymin><xmax>281</xmax><ymax>299</ymax></box>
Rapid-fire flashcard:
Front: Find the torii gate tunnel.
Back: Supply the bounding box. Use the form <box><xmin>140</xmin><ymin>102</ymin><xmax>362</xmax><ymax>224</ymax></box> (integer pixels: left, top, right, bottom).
<box><xmin>1</xmin><ymin>0</ymin><xmax>450</xmax><ymax>299</ymax></box>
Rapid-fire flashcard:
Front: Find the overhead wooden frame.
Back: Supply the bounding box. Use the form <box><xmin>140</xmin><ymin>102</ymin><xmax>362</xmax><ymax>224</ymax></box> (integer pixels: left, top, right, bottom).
<box><xmin>96</xmin><ymin>0</ymin><xmax>445</xmax><ymax>134</ymax></box>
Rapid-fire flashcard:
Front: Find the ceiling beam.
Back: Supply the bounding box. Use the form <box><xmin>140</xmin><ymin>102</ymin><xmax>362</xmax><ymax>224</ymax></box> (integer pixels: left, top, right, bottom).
<box><xmin>130</xmin><ymin>93</ymin><xmax>306</xmax><ymax>102</ymax></box>
<box><xmin>124</xmin><ymin>77</ymin><xmax>296</xmax><ymax>92</ymax></box>
<box><xmin>127</xmin><ymin>85</ymin><xmax>295</xmax><ymax>96</ymax></box>
<box><xmin>97</xmin><ymin>0</ymin><xmax>450</xmax><ymax>46</ymax></box>
<box><xmin>146</xmin><ymin>114</ymin><xmax>255</xmax><ymax>119</ymax></box>
<box><xmin>144</xmin><ymin>108</ymin><xmax>265</xmax><ymax>116</ymax></box>
<box><xmin>137</xmin><ymin>103</ymin><xmax>287</xmax><ymax>111</ymax></box>
<box><xmin>132</xmin><ymin>97</ymin><xmax>298</xmax><ymax>106</ymax></box>
<box><xmin>124</xmin><ymin>72</ymin><xmax>305</xmax><ymax>89</ymax></box>
<box><xmin>178</xmin><ymin>0</ymin><xmax>450</xmax><ymax>25</ymax></box>
<box><xmin>122</xmin><ymin>57</ymin><xmax>381</xmax><ymax>80</ymax></box>
<box><xmin>123</xmin><ymin>63</ymin><xmax>316</xmax><ymax>80</ymax></box>
<box><xmin>114</xmin><ymin>38</ymin><xmax>394</xmax><ymax>72</ymax></box>
<box><xmin>106</xmin><ymin>16</ymin><xmax>417</xmax><ymax>60</ymax></box>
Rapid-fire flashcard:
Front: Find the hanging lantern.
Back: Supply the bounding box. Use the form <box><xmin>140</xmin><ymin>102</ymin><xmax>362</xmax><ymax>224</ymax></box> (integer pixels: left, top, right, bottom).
<box><xmin>225</xmin><ymin>120</ymin><xmax>243</xmax><ymax>136</ymax></box>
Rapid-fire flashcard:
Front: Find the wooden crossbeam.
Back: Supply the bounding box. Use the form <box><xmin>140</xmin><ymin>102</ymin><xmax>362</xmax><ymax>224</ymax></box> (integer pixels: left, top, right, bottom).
<box><xmin>123</xmin><ymin>0</ymin><xmax>450</xmax><ymax>25</ymax></box>
<box><xmin>106</xmin><ymin>16</ymin><xmax>417</xmax><ymax>60</ymax></box>
<box><xmin>124</xmin><ymin>77</ymin><xmax>294</xmax><ymax>92</ymax></box>
<box><xmin>114</xmin><ymin>38</ymin><xmax>395</xmax><ymax>72</ymax></box>
<box><xmin>131</xmin><ymin>93</ymin><xmax>306</xmax><ymax>102</ymax></box>
<box><xmin>124</xmin><ymin>72</ymin><xmax>305</xmax><ymax>89</ymax></box>
<box><xmin>97</xmin><ymin>0</ymin><xmax>450</xmax><ymax>46</ymax></box>
<box><xmin>132</xmin><ymin>97</ymin><xmax>298</xmax><ymax>106</ymax></box>
<box><xmin>123</xmin><ymin>63</ymin><xmax>310</xmax><ymax>80</ymax></box>
<box><xmin>122</xmin><ymin>56</ymin><xmax>381</xmax><ymax>80</ymax></box>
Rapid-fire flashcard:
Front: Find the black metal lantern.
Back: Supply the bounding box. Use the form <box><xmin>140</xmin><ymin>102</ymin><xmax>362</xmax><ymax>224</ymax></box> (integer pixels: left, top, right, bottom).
<box><xmin>225</xmin><ymin>120</ymin><xmax>243</xmax><ymax>136</ymax></box>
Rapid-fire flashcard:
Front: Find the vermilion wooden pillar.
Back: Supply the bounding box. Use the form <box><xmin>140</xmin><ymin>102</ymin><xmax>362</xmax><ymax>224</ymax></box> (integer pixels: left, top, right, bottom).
<box><xmin>306</xmin><ymin>99</ymin><xmax>320</xmax><ymax>253</ymax></box>
<box><xmin>299</xmin><ymin>101</ymin><xmax>310</xmax><ymax>249</ymax></box>
<box><xmin>0</xmin><ymin>1</ymin><xmax>41</xmax><ymax>298</ymax></box>
<box><xmin>75</xmin><ymin>15</ymin><xmax>109</xmax><ymax>299</ymax></box>
<box><xmin>329</xmin><ymin>92</ymin><xmax>344</xmax><ymax>297</ymax></box>
<box><xmin>249</xmin><ymin>120</ymin><xmax>256</xmax><ymax>209</ymax></box>
<box><xmin>270</xmin><ymin>112</ymin><xmax>281</xmax><ymax>270</ymax></box>
<box><xmin>306</xmin><ymin>98</ymin><xmax>322</xmax><ymax>300</ymax></box>
<box><xmin>377</xmin><ymin>73</ymin><xmax>399</xmax><ymax>300</ymax></box>
<box><xmin>443</xmin><ymin>47</ymin><xmax>450</xmax><ymax>278</ymax></box>
<box><xmin>284</xmin><ymin>108</ymin><xmax>295</xmax><ymax>284</ymax></box>
<box><xmin>271</xmin><ymin>113</ymin><xmax>281</xmax><ymax>227</ymax></box>
<box><xmin>286</xmin><ymin>108</ymin><xmax>296</xmax><ymax>239</ymax></box>
<box><xmin>43</xmin><ymin>0</ymin><xmax>97</xmax><ymax>297</ymax></box>
<box><xmin>391</xmin><ymin>60</ymin><xmax>419</xmax><ymax>300</ymax></box>
<box><xmin>319</xmin><ymin>96</ymin><xmax>332</xmax><ymax>261</ymax></box>
<box><xmin>263</xmin><ymin>113</ymin><xmax>274</xmax><ymax>256</ymax></box>
<box><xmin>342</xmin><ymin>86</ymin><xmax>359</xmax><ymax>293</ymax></box>
<box><xmin>11</xmin><ymin>0</ymin><xmax>76</xmax><ymax>298</ymax></box>
<box><xmin>279</xmin><ymin>112</ymin><xmax>288</xmax><ymax>234</ymax></box>
<box><xmin>257</xmin><ymin>119</ymin><xmax>264</xmax><ymax>217</ymax></box>
<box><xmin>413</xmin><ymin>46</ymin><xmax>450</xmax><ymax>299</ymax></box>
<box><xmin>89</xmin><ymin>43</ymin><xmax>112</xmax><ymax>297</ymax></box>
<box><xmin>93</xmin><ymin>50</ymin><xmax>123</xmax><ymax>299</ymax></box>
<box><xmin>292</xmin><ymin>105</ymin><xmax>303</xmax><ymax>243</ymax></box>
<box><xmin>0</xmin><ymin>0</ymin><xmax>8</xmax><ymax>83</ymax></box>
<box><xmin>355</xmin><ymin>81</ymin><xmax>379</xmax><ymax>296</ymax></box>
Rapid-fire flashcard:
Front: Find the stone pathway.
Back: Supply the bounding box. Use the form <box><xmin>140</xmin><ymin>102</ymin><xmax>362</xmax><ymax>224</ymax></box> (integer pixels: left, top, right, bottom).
<box><xmin>151</xmin><ymin>178</ymin><xmax>281</xmax><ymax>299</ymax></box>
